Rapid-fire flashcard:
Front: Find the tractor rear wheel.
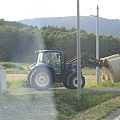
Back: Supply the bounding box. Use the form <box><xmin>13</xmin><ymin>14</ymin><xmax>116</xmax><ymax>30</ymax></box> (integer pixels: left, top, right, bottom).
<box><xmin>68</xmin><ymin>72</ymin><xmax>85</xmax><ymax>89</ymax></box>
<box><xmin>31</xmin><ymin>68</ymin><xmax>53</xmax><ymax>91</ymax></box>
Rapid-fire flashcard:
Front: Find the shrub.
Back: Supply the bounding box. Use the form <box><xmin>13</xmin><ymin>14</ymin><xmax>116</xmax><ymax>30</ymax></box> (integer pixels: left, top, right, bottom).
<box><xmin>1</xmin><ymin>62</ymin><xmax>24</xmax><ymax>70</ymax></box>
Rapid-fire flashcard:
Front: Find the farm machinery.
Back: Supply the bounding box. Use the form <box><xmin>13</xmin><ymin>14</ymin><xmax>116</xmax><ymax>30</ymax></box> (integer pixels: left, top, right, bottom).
<box><xmin>27</xmin><ymin>50</ymin><xmax>108</xmax><ymax>91</ymax></box>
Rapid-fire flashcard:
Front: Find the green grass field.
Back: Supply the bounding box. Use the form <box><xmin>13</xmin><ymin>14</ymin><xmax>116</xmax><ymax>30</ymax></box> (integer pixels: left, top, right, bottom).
<box><xmin>1</xmin><ymin>62</ymin><xmax>120</xmax><ymax>120</ymax></box>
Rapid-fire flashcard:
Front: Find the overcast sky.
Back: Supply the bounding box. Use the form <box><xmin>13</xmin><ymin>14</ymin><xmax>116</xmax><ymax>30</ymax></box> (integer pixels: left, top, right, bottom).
<box><xmin>0</xmin><ymin>0</ymin><xmax>120</xmax><ymax>21</ymax></box>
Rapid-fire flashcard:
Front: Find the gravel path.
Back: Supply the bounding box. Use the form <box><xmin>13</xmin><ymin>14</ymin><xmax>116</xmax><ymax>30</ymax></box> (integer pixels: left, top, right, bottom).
<box><xmin>0</xmin><ymin>90</ymin><xmax>58</xmax><ymax>120</ymax></box>
<box><xmin>83</xmin><ymin>87</ymin><xmax>120</xmax><ymax>92</ymax></box>
<box><xmin>7</xmin><ymin>87</ymin><xmax>120</xmax><ymax>93</ymax></box>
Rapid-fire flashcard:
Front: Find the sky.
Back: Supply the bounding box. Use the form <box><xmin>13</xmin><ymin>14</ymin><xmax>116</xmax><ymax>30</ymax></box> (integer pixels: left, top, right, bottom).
<box><xmin>0</xmin><ymin>0</ymin><xmax>120</xmax><ymax>21</ymax></box>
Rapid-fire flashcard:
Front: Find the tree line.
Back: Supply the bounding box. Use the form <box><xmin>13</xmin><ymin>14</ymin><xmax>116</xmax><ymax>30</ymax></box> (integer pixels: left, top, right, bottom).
<box><xmin>0</xmin><ymin>19</ymin><xmax>120</xmax><ymax>63</ymax></box>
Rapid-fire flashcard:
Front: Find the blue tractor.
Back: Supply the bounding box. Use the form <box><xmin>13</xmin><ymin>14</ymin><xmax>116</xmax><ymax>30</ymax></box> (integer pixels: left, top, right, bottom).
<box><xmin>27</xmin><ymin>50</ymin><xmax>108</xmax><ymax>91</ymax></box>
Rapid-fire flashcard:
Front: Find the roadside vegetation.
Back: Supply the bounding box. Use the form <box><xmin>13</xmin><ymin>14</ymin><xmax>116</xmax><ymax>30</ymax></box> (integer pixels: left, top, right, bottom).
<box><xmin>0</xmin><ymin>62</ymin><xmax>119</xmax><ymax>120</ymax></box>
<box><xmin>1</xmin><ymin>62</ymin><xmax>29</xmax><ymax>74</ymax></box>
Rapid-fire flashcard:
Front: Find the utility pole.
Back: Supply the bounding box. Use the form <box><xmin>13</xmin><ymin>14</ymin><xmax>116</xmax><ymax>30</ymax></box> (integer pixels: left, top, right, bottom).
<box><xmin>77</xmin><ymin>0</ymin><xmax>82</xmax><ymax>99</ymax></box>
<box><xmin>96</xmin><ymin>5</ymin><xmax>99</xmax><ymax>85</ymax></box>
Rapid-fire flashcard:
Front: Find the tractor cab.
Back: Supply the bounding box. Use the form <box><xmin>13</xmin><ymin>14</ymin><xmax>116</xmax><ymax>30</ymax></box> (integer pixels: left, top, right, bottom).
<box><xmin>36</xmin><ymin>50</ymin><xmax>64</xmax><ymax>74</ymax></box>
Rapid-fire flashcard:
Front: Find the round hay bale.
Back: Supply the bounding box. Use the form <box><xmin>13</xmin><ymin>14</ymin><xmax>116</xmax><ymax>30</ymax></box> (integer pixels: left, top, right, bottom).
<box><xmin>101</xmin><ymin>67</ymin><xmax>111</xmax><ymax>81</ymax></box>
<box><xmin>101</xmin><ymin>67</ymin><xmax>106</xmax><ymax>79</ymax></box>
<box><xmin>101</xmin><ymin>54</ymin><xmax>120</xmax><ymax>82</ymax></box>
<box><xmin>107</xmin><ymin>57</ymin><xmax>120</xmax><ymax>82</ymax></box>
<box><xmin>101</xmin><ymin>54</ymin><xmax>120</xmax><ymax>61</ymax></box>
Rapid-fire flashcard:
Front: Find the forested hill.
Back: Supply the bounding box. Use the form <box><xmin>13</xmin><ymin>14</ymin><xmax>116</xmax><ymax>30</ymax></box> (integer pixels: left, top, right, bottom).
<box><xmin>19</xmin><ymin>16</ymin><xmax>120</xmax><ymax>37</ymax></box>
<box><xmin>0</xmin><ymin>19</ymin><xmax>120</xmax><ymax>63</ymax></box>
<box><xmin>0</xmin><ymin>19</ymin><xmax>26</xmax><ymax>28</ymax></box>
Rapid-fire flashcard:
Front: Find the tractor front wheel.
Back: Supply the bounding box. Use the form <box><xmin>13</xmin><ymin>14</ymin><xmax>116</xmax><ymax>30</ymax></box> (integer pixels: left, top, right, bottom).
<box><xmin>68</xmin><ymin>72</ymin><xmax>85</xmax><ymax>89</ymax></box>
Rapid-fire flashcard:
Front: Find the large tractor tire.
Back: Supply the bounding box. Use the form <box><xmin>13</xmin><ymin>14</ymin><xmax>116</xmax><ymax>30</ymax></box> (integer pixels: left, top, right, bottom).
<box><xmin>68</xmin><ymin>72</ymin><xmax>85</xmax><ymax>89</ymax></box>
<box><xmin>31</xmin><ymin>67</ymin><xmax>53</xmax><ymax>91</ymax></box>
<box><xmin>27</xmin><ymin>70</ymin><xmax>34</xmax><ymax>86</ymax></box>
<box><xmin>63</xmin><ymin>80</ymin><xmax>70</xmax><ymax>89</ymax></box>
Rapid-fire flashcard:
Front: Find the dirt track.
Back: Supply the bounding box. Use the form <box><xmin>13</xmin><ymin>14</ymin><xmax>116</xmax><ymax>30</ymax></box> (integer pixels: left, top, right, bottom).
<box><xmin>6</xmin><ymin>74</ymin><xmax>27</xmax><ymax>81</ymax></box>
<box><xmin>7</xmin><ymin>87</ymin><xmax>120</xmax><ymax>93</ymax></box>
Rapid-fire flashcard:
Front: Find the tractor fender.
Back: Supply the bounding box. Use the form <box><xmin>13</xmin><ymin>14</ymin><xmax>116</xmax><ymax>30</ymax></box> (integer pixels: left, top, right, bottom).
<box><xmin>27</xmin><ymin>62</ymin><xmax>37</xmax><ymax>71</ymax></box>
<box><xmin>32</xmin><ymin>64</ymin><xmax>56</xmax><ymax>80</ymax></box>
<box><xmin>27</xmin><ymin>63</ymin><xmax>56</xmax><ymax>83</ymax></box>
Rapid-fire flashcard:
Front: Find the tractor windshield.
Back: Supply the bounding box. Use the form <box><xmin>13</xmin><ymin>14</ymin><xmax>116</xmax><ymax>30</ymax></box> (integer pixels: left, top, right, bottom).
<box><xmin>37</xmin><ymin>51</ymin><xmax>62</xmax><ymax>73</ymax></box>
<box><xmin>37</xmin><ymin>52</ymin><xmax>43</xmax><ymax>63</ymax></box>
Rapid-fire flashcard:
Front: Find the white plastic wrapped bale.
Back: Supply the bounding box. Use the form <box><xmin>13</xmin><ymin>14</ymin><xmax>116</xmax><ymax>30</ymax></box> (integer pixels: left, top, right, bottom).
<box><xmin>101</xmin><ymin>54</ymin><xmax>120</xmax><ymax>82</ymax></box>
<box><xmin>0</xmin><ymin>65</ymin><xmax>6</xmax><ymax>94</ymax></box>
<box><xmin>108</xmin><ymin>56</ymin><xmax>120</xmax><ymax>82</ymax></box>
<box><xmin>101</xmin><ymin>54</ymin><xmax>120</xmax><ymax>61</ymax></box>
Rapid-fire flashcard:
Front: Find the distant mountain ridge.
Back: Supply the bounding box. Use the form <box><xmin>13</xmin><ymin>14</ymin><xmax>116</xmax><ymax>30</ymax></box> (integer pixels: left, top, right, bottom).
<box><xmin>19</xmin><ymin>16</ymin><xmax>120</xmax><ymax>37</ymax></box>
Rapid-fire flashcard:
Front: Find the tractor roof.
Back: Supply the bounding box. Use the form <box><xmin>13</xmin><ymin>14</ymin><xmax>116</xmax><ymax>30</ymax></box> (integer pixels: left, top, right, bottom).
<box><xmin>36</xmin><ymin>50</ymin><xmax>63</xmax><ymax>53</ymax></box>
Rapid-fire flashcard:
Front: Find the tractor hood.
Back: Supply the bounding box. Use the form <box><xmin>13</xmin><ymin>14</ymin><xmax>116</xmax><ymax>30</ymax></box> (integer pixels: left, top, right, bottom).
<box><xmin>28</xmin><ymin>62</ymin><xmax>54</xmax><ymax>71</ymax></box>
